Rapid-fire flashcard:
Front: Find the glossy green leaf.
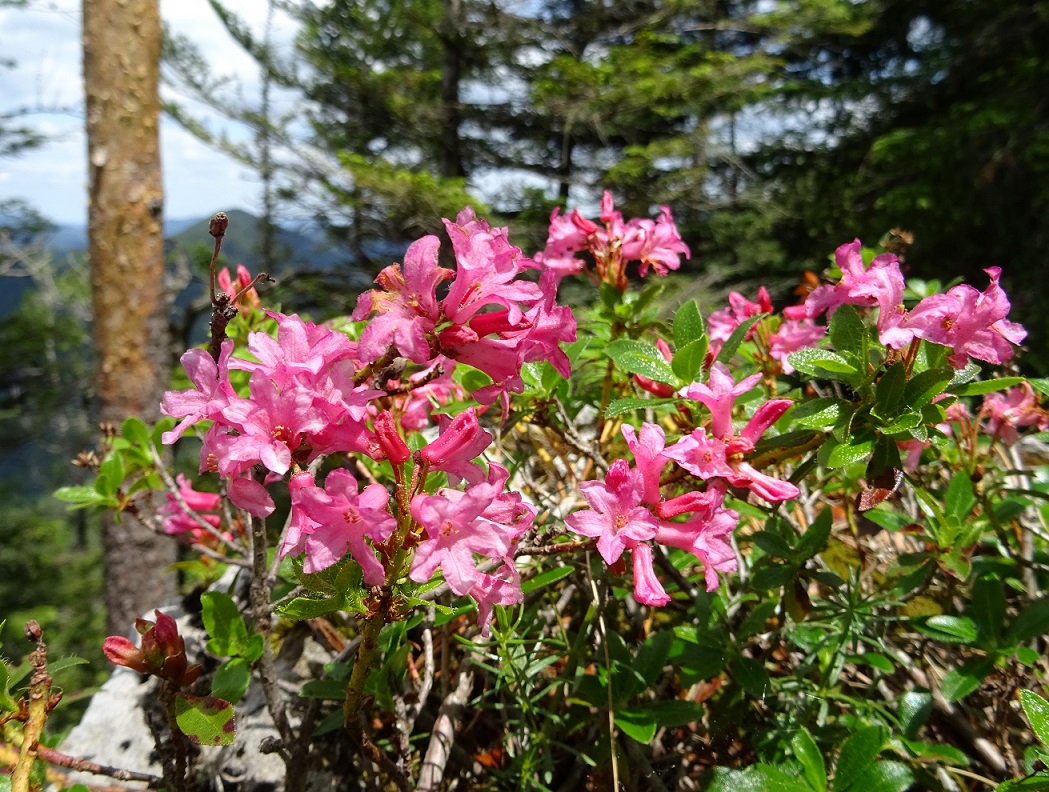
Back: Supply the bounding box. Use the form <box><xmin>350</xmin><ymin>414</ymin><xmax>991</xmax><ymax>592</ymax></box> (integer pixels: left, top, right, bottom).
<box><xmin>121</xmin><ymin>416</ymin><xmax>151</xmax><ymax>446</ymax></box>
<box><xmin>788</xmin><ymin>348</ymin><xmax>859</xmax><ymax>382</ymax></box>
<box><xmin>604</xmin><ymin>396</ymin><xmax>678</xmax><ymax>418</ymax></box>
<box><xmin>716</xmin><ymin>314</ymin><xmax>766</xmax><ymax>364</ymax></box>
<box><xmin>793</xmin><ymin>728</ymin><xmax>827</xmax><ymax>792</ymax></box>
<box><xmin>944</xmin><ymin>474</ymin><xmax>976</xmax><ymax>522</ymax></box>
<box><xmin>174</xmin><ymin>693</ymin><xmax>236</xmax><ymax>746</ymax></box>
<box><xmin>790</xmin><ymin>398</ymin><xmax>848</xmax><ymax>430</ymax></box>
<box><xmin>875</xmin><ymin>363</ymin><xmax>907</xmax><ymax>417</ymax></box>
<box><xmin>826</xmin><ymin>436</ymin><xmax>875</xmax><ymax>469</ymax></box>
<box><xmin>673</xmin><ymin>299</ymin><xmax>705</xmax><ymax>347</ymax></box>
<box><xmin>672</xmin><ymin>336</ymin><xmax>708</xmax><ymax>383</ymax></box>
<box><xmin>840</xmin><ymin>760</ymin><xmax>914</xmax><ymax>792</ymax></box>
<box><xmin>950</xmin><ymin>376</ymin><xmax>1025</xmax><ymax>397</ymax></box>
<box><xmin>941</xmin><ymin>657</ymin><xmax>995</xmax><ymax>701</ymax></box>
<box><xmin>277</xmin><ymin>594</ymin><xmax>352</xmax><ymax>620</ymax></box>
<box><xmin>201</xmin><ymin>591</ymin><xmax>252</xmax><ymax>657</ymax></box>
<box><xmin>53</xmin><ymin>486</ymin><xmax>118</xmax><ymax>510</ymax></box>
<box><xmin>903</xmin><ymin>367</ymin><xmax>955</xmax><ymax>409</ymax></box>
<box><xmin>898</xmin><ymin>691</ymin><xmax>933</xmax><ymax>740</ymax></box>
<box><xmin>1021</xmin><ymin>690</ymin><xmax>1049</xmax><ymax>748</ymax></box>
<box><xmin>829</xmin><ymin>304</ymin><xmax>867</xmax><ymax>356</ymax></box>
<box><xmin>614</xmin><ymin>709</ymin><xmax>657</xmax><ymax>743</ymax></box>
<box><xmin>607</xmin><ymin>339</ymin><xmax>681</xmax><ymax>386</ymax></box>
<box><xmin>833</xmin><ymin>726</ymin><xmax>886</xmax><ymax>792</ymax></box>
<box><xmin>914</xmin><ymin>615</ymin><xmax>978</xmax><ymax>644</ymax></box>
<box><xmin>211</xmin><ymin>657</ymin><xmax>251</xmax><ymax>704</ymax></box>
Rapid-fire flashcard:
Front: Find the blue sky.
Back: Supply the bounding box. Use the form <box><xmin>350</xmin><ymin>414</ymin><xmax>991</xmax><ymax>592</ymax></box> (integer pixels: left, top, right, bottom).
<box><xmin>0</xmin><ymin>0</ymin><xmax>293</xmax><ymax>226</ymax></box>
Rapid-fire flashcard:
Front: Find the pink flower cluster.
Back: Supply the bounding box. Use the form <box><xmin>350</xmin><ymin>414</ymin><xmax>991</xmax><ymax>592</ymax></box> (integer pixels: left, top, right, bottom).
<box><xmin>533</xmin><ymin>191</ymin><xmax>690</xmax><ymax>290</ymax></box>
<box><xmin>352</xmin><ymin>208</ymin><xmax>576</xmax><ymax>411</ymax></box>
<box><xmin>567</xmin><ymin>364</ymin><xmax>799</xmax><ymax>605</ymax></box>
<box><xmin>707</xmin><ymin>288</ymin><xmax>826</xmax><ymax>373</ymax></box>
<box><xmin>159</xmin><ymin>474</ymin><xmax>234</xmax><ymax>548</ymax></box>
<box><xmin>807</xmin><ymin>240</ymin><xmax>1026</xmax><ymax>368</ymax></box>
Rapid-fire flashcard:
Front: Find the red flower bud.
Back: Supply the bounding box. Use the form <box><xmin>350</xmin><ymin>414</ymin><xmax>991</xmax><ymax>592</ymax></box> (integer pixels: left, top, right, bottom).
<box><xmin>375</xmin><ymin>410</ymin><xmax>411</xmax><ymax>464</ymax></box>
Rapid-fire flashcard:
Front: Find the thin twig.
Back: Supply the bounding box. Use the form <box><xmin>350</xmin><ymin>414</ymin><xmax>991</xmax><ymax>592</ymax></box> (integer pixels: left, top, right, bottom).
<box><xmin>417</xmin><ymin>658</ymin><xmax>474</xmax><ymax>792</ymax></box>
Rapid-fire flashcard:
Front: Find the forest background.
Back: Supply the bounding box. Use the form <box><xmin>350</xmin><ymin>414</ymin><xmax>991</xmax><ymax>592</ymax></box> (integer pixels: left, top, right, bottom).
<box><xmin>1</xmin><ymin>0</ymin><xmax>1047</xmax><ymax>752</ymax></box>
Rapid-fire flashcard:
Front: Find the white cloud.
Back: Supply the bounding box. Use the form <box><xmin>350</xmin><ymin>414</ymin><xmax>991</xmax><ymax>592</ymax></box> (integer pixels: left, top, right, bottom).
<box><xmin>0</xmin><ymin>0</ymin><xmax>291</xmax><ymax>225</ymax></box>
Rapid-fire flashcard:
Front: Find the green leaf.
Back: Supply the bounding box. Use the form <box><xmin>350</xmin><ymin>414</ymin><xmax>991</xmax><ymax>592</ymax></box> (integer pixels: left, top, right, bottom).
<box><xmin>211</xmin><ymin>657</ymin><xmax>251</xmax><ymax>704</ymax></box>
<box><xmin>941</xmin><ymin>657</ymin><xmax>995</xmax><ymax>701</ymax></box>
<box><xmin>521</xmin><ymin>564</ymin><xmax>575</xmax><ymax>594</ymax></box>
<box><xmin>121</xmin><ymin>417</ymin><xmax>151</xmax><ymax>446</ymax></box>
<box><xmin>0</xmin><ymin>658</ymin><xmax>17</xmax><ymax>714</ymax></box>
<box><xmin>1006</xmin><ymin>598</ymin><xmax>1049</xmax><ymax>644</ymax></box>
<box><xmin>944</xmin><ymin>474</ymin><xmax>976</xmax><ymax>522</ymax></box>
<box><xmin>791</xmin><ymin>398</ymin><xmax>848</xmax><ymax>430</ymax></box>
<box><xmin>53</xmin><ymin>486</ymin><xmax>117</xmax><ymax>510</ymax></box>
<box><xmin>913</xmin><ymin>615</ymin><xmax>978</xmax><ymax>644</ymax></box>
<box><xmin>633</xmin><ymin>699</ymin><xmax>706</xmax><ymax>728</ymax></box>
<box><xmin>878</xmin><ymin>411</ymin><xmax>922</xmax><ymax>435</ymax></box>
<box><xmin>826</xmin><ymin>435</ymin><xmax>875</xmax><ymax>469</ymax></box>
<box><xmin>461</xmin><ymin>367</ymin><xmax>493</xmax><ymax>393</ymax></box>
<box><xmin>829</xmin><ymin>305</ymin><xmax>867</xmax><ymax>357</ymax></box>
<box><xmin>174</xmin><ymin>693</ymin><xmax>236</xmax><ymax>746</ymax></box>
<box><xmin>607</xmin><ymin>339</ymin><xmax>681</xmax><ymax>386</ymax></box>
<box><xmin>604</xmin><ymin>396</ymin><xmax>678</xmax><ymax>418</ymax></box>
<box><xmin>840</xmin><ymin>760</ymin><xmax>914</xmax><ymax>792</ymax></box>
<box><xmin>969</xmin><ymin>577</ymin><xmax>1006</xmax><ymax>643</ymax></box>
<box><xmin>672</xmin><ymin>337</ymin><xmax>708</xmax><ymax>383</ymax></box>
<box><xmin>898</xmin><ymin>691</ymin><xmax>933</xmax><ymax>740</ymax></box>
<box><xmin>1021</xmin><ymin>690</ymin><xmax>1049</xmax><ymax>748</ymax></box>
<box><xmin>633</xmin><ymin>630</ymin><xmax>674</xmax><ymax>687</ymax></box>
<box><xmin>673</xmin><ymin>299</ymin><xmax>705</xmax><ymax>347</ymax></box>
<box><xmin>277</xmin><ymin>594</ymin><xmax>351</xmax><ymax>620</ymax></box>
<box><xmin>716</xmin><ymin>314</ymin><xmax>766</xmax><ymax>364</ymax></box>
<box><xmin>950</xmin><ymin>377</ymin><xmax>1025</xmax><ymax>397</ymax></box>
<box><xmin>731</xmin><ymin>656</ymin><xmax>770</xmax><ymax>699</ymax></box>
<box><xmin>874</xmin><ymin>363</ymin><xmax>907</xmax><ymax>418</ymax></box>
<box><xmin>793</xmin><ymin>728</ymin><xmax>827</xmax><ymax>792</ymax></box>
<box><xmin>833</xmin><ymin>726</ymin><xmax>887</xmax><ymax>792</ymax></box>
<box><xmin>750</xmin><ymin>765</ymin><xmax>815</xmax><ymax>792</ymax></box>
<box><xmin>614</xmin><ymin>709</ymin><xmax>657</xmax><ymax>743</ymax></box>
<box><xmin>796</xmin><ymin>509</ymin><xmax>833</xmax><ymax>561</ymax></box>
<box><xmin>903</xmin><ymin>367</ymin><xmax>955</xmax><ymax>409</ymax></box>
<box><xmin>201</xmin><ymin>591</ymin><xmax>252</xmax><ymax>657</ymax></box>
<box><xmin>788</xmin><ymin>348</ymin><xmax>859</xmax><ymax>381</ymax></box>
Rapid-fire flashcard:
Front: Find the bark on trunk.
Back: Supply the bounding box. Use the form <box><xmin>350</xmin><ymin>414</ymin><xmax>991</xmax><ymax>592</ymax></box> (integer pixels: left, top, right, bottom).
<box><xmin>83</xmin><ymin>0</ymin><xmax>178</xmax><ymax>636</ymax></box>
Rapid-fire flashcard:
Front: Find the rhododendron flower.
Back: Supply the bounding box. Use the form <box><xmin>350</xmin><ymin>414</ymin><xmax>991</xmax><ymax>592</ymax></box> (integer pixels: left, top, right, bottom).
<box><xmin>622</xmin><ymin>423</ymin><xmax>670</xmax><ymax>505</ymax></box>
<box><xmin>631</xmin><ymin>544</ymin><xmax>671</xmax><ymax>606</ymax></box>
<box><xmin>654</xmin><ymin>482</ymin><xmax>739</xmax><ymax>591</ymax></box>
<box><xmin>374</xmin><ymin>410</ymin><xmax>411</xmax><ymax>465</ymax></box>
<box><xmin>160</xmin><ymin>474</ymin><xmax>223</xmax><ymax>539</ymax></box>
<box><xmin>564</xmin><ymin>460</ymin><xmax>659</xmax><ymax>565</ymax></box>
<box><xmin>229</xmin><ymin>311</ymin><xmax>359</xmax><ymax>386</ymax></box>
<box><xmin>161</xmin><ymin>340</ymin><xmax>238</xmax><ymax>444</ymax></box>
<box><xmin>103</xmin><ymin>610</ymin><xmax>200</xmax><ymax>688</ymax></box>
<box><xmin>441</xmin><ymin>208</ymin><xmax>543</xmax><ymax>326</ymax></box>
<box><xmin>353</xmin><ymin>235</ymin><xmax>451</xmax><ymax>364</ymax></box>
<box><xmin>806</xmin><ymin>240</ymin><xmax>906</xmax><ymax>328</ymax></box>
<box><xmin>902</xmin><ymin>267</ymin><xmax>1026</xmax><ymax>368</ymax></box>
<box><xmin>980</xmin><ymin>383</ymin><xmax>1048</xmax><ymax>445</ymax></box>
<box><xmin>679</xmin><ymin>362</ymin><xmax>762</xmax><ymax>440</ymax></box>
<box><xmin>283</xmin><ymin>470</ymin><xmax>396</xmax><ymax>582</ymax></box>
<box><xmin>707</xmin><ymin>288</ymin><xmax>772</xmax><ymax>355</ymax></box>
<box><xmin>410</xmin><ymin>474</ymin><xmax>534</xmax><ymax>602</ymax></box>
<box><xmin>469</xmin><ymin>561</ymin><xmax>524</xmax><ymax>638</ymax></box>
<box><xmin>419</xmin><ymin>407</ymin><xmax>492</xmax><ymax>484</ymax></box>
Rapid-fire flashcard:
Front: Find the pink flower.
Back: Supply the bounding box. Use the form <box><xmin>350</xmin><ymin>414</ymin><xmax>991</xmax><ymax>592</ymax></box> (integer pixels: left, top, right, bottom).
<box><xmin>654</xmin><ymin>483</ymin><xmax>739</xmax><ymax>591</ymax></box>
<box><xmin>353</xmin><ymin>235</ymin><xmax>452</xmax><ymax>364</ymax></box>
<box><xmin>564</xmin><ymin>460</ymin><xmax>659</xmax><ymax>565</ymax></box>
<box><xmin>161</xmin><ymin>340</ymin><xmax>237</xmax><ymax>444</ymax></box>
<box><xmin>418</xmin><ymin>407</ymin><xmax>492</xmax><ymax>484</ymax></box>
<box><xmin>631</xmin><ymin>544</ymin><xmax>670</xmax><ymax>606</ymax></box>
<box><xmin>441</xmin><ymin>208</ymin><xmax>543</xmax><ymax>326</ymax></box>
<box><xmin>229</xmin><ymin>311</ymin><xmax>359</xmax><ymax>387</ymax></box>
<box><xmin>902</xmin><ymin>267</ymin><xmax>1026</xmax><ymax>368</ymax></box>
<box><xmin>806</xmin><ymin>240</ymin><xmax>907</xmax><ymax>347</ymax></box>
<box><xmin>707</xmin><ymin>289</ymin><xmax>772</xmax><ymax>355</ymax></box>
<box><xmin>374</xmin><ymin>410</ymin><xmax>412</xmax><ymax>465</ymax></box>
<box><xmin>621</xmin><ymin>423</ymin><xmax>670</xmax><ymax>505</ymax></box>
<box><xmin>160</xmin><ymin>474</ymin><xmax>222</xmax><ymax>539</ymax></box>
<box><xmin>679</xmin><ymin>362</ymin><xmax>762</xmax><ymax>440</ymax></box>
<box><xmin>217</xmin><ymin>264</ymin><xmax>261</xmax><ymax>315</ymax></box>
<box><xmin>980</xmin><ymin>383</ymin><xmax>1048</xmax><ymax>446</ymax></box>
<box><xmin>619</xmin><ymin>206</ymin><xmax>691</xmax><ymax>277</ymax></box>
<box><xmin>283</xmin><ymin>470</ymin><xmax>396</xmax><ymax>582</ymax></box>
<box><xmin>410</xmin><ymin>477</ymin><xmax>534</xmax><ymax>597</ymax></box>
<box><xmin>469</xmin><ymin>561</ymin><xmax>524</xmax><ymax>638</ymax></box>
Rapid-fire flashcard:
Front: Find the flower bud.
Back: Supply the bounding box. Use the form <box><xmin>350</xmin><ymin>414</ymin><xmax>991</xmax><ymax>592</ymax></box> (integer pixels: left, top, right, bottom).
<box><xmin>375</xmin><ymin>410</ymin><xmax>411</xmax><ymax>464</ymax></box>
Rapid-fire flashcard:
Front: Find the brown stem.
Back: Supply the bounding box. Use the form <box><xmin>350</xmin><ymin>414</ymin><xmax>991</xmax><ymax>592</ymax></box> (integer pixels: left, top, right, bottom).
<box><xmin>12</xmin><ymin>621</ymin><xmax>51</xmax><ymax>792</ymax></box>
<box><xmin>160</xmin><ymin>683</ymin><xmax>188</xmax><ymax>792</ymax></box>
<box><xmin>31</xmin><ymin>744</ymin><xmax>162</xmax><ymax>786</ymax></box>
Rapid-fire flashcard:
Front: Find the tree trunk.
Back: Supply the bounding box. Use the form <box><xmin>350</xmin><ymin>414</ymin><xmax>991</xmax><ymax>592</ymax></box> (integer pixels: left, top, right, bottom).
<box><xmin>83</xmin><ymin>0</ymin><xmax>178</xmax><ymax>636</ymax></box>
